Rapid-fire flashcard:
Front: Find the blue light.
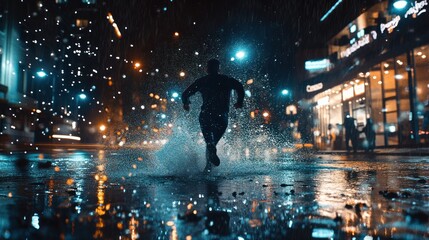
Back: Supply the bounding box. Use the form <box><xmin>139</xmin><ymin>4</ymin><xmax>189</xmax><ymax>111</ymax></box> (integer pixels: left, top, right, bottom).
<box><xmin>350</xmin><ymin>24</ymin><xmax>357</xmax><ymax>33</ymax></box>
<box><xmin>305</xmin><ymin>59</ymin><xmax>330</xmax><ymax>71</ymax></box>
<box><xmin>79</xmin><ymin>93</ymin><xmax>87</xmax><ymax>100</ymax></box>
<box><xmin>235</xmin><ymin>50</ymin><xmax>246</xmax><ymax>59</ymax></box>
<box><xmin>36</xmin><ymin>71</ymin><xmax>47</xmax><ymax>78</ymax></box>
<box><xmin>393</xmin><ymin>0</ymin><xmax>407</xmax><ymax>9</ymax></box>
<box><xmin>281</xmin><ymin>89</ymin><xmax>289</xmax><ymax>95</ymax></box>
<box><xmin>320</xmin><ymin>0</ymin><xmax>343</xmax><ymax>22</ymax></box>
<box><xmin>172</xmin><ymin>92</ymin><xmax>179</xmax><ymax>98</ymax></box>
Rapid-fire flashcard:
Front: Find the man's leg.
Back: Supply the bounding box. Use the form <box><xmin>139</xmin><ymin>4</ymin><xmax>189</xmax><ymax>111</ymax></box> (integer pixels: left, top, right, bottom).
<box><xmin>200</xmin><ymin>113</ymin><xmax>223</xmax><ymax>171</ymax></box>
<box><xmin>212</xmin><ymin>114</ymin><xmax>228</xmax><ymax>146</ymax></box>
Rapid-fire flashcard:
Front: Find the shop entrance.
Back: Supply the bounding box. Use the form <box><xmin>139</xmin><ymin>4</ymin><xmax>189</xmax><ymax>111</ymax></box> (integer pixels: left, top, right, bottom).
<box><xmin>383</xmin><ymin>97</ymin><xmax>399</xmax><ymax>146</ymax></box>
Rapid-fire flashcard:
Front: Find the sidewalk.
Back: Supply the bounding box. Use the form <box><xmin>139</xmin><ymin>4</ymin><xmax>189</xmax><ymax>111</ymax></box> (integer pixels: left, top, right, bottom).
<box><xmin>318</xmin><ymin>147</ymin><xmax>429</xmax><ymax>156</ymax></box>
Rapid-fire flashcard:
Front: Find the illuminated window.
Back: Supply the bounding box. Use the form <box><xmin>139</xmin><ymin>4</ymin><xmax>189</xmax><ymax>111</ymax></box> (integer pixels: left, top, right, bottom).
<box><xmin>76</xmin><ymin>19</ymin><xmax>89</xmax><ymax>27</ymax></box>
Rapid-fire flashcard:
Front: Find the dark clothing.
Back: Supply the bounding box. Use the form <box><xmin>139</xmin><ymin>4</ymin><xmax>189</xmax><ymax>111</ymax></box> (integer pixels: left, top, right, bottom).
<box><xmin>199</xmin><ymin>112</ymin><xmax>228</xmax><ymax>145</ymax></box>
<box><xmin>182</xmin><ymin>74</ymin><xmax>245</xmax><ymax>115</ymax></box>
<box><xmin>344</xmin><ymin>116</ymin><xmax>358</xmax><ymax>152</ymax></box>
<box><xmin>362</xmin><ymin>119</ymin><xmax>376</xmax><ymax>151</ymax></box>
<box><xmin>182</xmin><ymin>73</ymin><xmax>244</xmax><ymax>170</ymax></box>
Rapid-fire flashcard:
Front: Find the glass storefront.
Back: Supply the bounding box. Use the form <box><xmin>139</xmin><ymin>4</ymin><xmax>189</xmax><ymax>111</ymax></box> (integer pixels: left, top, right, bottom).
<box><xmin>312</xmin><ymin>44</ymin><xmax>429</xmax><ymax>149</ymax></box>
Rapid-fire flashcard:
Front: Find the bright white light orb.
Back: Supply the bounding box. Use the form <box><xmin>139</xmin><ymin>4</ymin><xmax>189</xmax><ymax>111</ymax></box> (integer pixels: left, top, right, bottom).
<box><xmin>235</xmin><ymin>50</ymin><xmax>246</xmax><ymax>59</ymax></box>
<box><xmin>281</xmin><ymin>89</ymin><xmax>289</xmax><ymax>95</ymax></box>
<box><xmin>36</xmin><ymin>71</ymin><xmax>47</xmax><ymax>77</ymax></box>
<box><xmin>79</xmin><ymin>93</ymin><xmax>87</xmax><ymax>100</ymax></box>
<box><xmin>393</xmin><ymin>0</ymin><xmax>407</xmax><ymax>9</ymax></box>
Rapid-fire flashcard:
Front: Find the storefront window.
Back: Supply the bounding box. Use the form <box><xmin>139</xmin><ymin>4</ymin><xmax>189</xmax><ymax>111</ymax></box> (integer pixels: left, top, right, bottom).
<box><xmin>369</xmin><ymin>65</ymin><xmax>384</xmax><ymax>146</ymax></box>
<box><xmin>381</xmin><ymin>59</ymin><xmax>399</xmax><ymax>146</ymax></box>
<box><xmin>395</xmin><ymin>53</ymin><xmax>412</xmax><ymax>145</ymax></box>
<box><xmin>414</xmin><ymin>44</ymin><xmax>429</xmax><ymax>143</ymax></box>
<box><xmin>367</xmin><ymin>64</ymin><xmax>384</xmax><ymax>146</ymax></box>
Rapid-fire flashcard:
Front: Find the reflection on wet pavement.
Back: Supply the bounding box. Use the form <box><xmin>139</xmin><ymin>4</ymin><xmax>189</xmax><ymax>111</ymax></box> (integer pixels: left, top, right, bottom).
<box><xmin>0</xmin><ymin>150</ymin><xmax>428</xmax><ymax>239</ymax></box>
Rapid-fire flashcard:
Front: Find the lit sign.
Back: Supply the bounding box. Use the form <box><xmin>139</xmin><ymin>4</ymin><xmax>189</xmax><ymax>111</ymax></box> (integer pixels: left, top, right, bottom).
<box><xmin>317</xmin><ymin>96</ymin><xmax>330</xmax><ymax>106</ymax></box>
<box><xmin>307</xmin><ymin>83</ymin><xmax>323</xmax><ymax>92</ymax></box>
<box><xmin>405</xmin><ymin>0</ymin><xmax>428</xmax><ymax>18</ymax></box>
<box><xmin>340</xmin><ymin>32</ymin><xmax>377</xmax><ymax>58</ymax></box>
<box><xmin>305</xmin><ymin>59</ymin><xmax>331</xmax><ymax>71</ymax></box>
<box><xmin>354</xmin><ymin>83</ymin><xmax>365</xmax><ymax>95</ymax></box>
<box><xmin>342</xmin><ymin>87</ymin><xmax>354</xmax><ymax>101</ymax></box>
<box><xmin>380</xmin><ymin>15</ymin><xmax>401</xmax><ymax>33</ymax></box>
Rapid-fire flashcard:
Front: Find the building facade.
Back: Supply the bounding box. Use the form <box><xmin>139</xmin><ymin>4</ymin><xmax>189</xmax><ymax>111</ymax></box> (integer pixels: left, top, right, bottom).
<box><xmin>301</xmin><ymin>0</ymin><xmax>429</xmax><ymax>149</ymax></box>
<box><xmin>0</xmin><ymin>0</ymin><xmax>38</xmax><ymax>148</ymax></box>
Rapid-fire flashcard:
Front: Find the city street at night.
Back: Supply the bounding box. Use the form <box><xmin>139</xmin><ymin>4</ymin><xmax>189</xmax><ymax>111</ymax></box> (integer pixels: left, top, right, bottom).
<box><xmin>0</xmin><ymin>148</ymin><xmax>428</xmax><ymax>239</ymax></box>
<box><xmin>1</xmin><ymin>0</ymin><xmax>429</xmax><ymax>239</ymax></box>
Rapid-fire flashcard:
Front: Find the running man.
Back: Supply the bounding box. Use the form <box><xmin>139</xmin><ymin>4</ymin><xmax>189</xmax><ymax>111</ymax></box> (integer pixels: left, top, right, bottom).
<box><xmin>182</xmin><ymin>59</ymin><xmax>245</xmax><ymax>173</ymax></box>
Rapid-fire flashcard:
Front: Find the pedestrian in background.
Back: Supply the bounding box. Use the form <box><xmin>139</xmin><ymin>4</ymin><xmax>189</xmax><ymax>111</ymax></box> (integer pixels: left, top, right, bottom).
<box><xmin>361</xmin><ymin>118</ymin><xmax>376</xmax><ymax>152</ymax></box>
<box><xmin>343</xmin><ymin>112</ymin><xmax>358</xmax><ymax>153</ymax></box>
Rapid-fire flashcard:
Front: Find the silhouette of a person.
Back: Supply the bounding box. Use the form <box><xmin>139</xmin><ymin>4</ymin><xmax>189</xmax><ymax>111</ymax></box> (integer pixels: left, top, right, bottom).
<box><xmin>182</xmin><ymin>59</ymin><xmax>245</xmax><ymax>173</ymax></box>
<box><xmin>361</xmin><ymin>118</ymin><xmax>376</xmax><ymax>152</ymax></box>
<box><xmin>343</xmin><ymin>112</ymin><xmax>358</xmax><ymax>152</ymax></box>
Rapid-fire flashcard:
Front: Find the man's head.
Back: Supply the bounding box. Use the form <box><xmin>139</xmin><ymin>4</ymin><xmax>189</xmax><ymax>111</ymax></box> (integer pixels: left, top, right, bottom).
<box><xmin>207</xmin><ymin>59</ymin><xmax>220</xmax><ymax>74</ymax></box>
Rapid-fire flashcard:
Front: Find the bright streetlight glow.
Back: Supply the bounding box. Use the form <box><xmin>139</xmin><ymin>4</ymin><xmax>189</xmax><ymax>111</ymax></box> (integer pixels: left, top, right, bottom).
<box><xmin>172</xmin><ymin>92</ymin><xmax>179</xmax><ymax>98</ymax></box>
<box><xmin>79</xmin><ymin>93</ymin><xmax>87</xmax><ymax>100</ymax></box>
<box><xmin>99</xmin><ymin>125</ymin><xmax>106</xmax><ymax>132</ymax></box>
<box><xmin>235</xmin><ymin>50</ymin><xmax>246</xmax><ymax>59</ymax></box>
<box><xmin>281</xmin><ymin>89</ymin><xmax>289</xmax><ymax>95</ymax></box>
<box><xmin>179</xmin><ymin>71</ymin><xmax>185</xmax><ymax>77</ymax></box>
<box><xmin>134</xmin><ymin>62</ymin><xmax>141</xmax><ymax>68</ymax></box>
<box><xmin>36</xmin><ymin>71</ymin><xmax>47</xmax><ymax>78</ymax></box>
<box><xmin>262</xmin><ymin>111</ymin><xmax>270</xmax><ymax>118</ymax></box>
<box><xmin>393</xmin><ymin>0</ymin><xmax>407</xmax><ymax>9</ymax></box>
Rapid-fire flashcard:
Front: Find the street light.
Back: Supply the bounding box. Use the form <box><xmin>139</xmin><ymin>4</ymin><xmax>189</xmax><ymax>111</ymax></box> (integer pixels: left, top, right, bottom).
<box><xmin>235</xmin><ymin>50</ymin><xmax>246</xmax><ymax>59</ymax></box>
<box><xmin>393</xmin><ymin>0</ymin><xmax>407</xmax><ymax>9</ymax></box>
<box><xmin>79</xmin><ymin>93</ymin><xmax>87</xmax><ymax>100</ymax></box>
<box><xmin>171</xmin><ymin>92</ymin><xmax>179</xmax><ymax>98</ymax></box>
<box><xmin>36</xmin><ymin>70</ymin><xmax>47</xmax><ymax>78</ymax></box>
<box><xmin>281</xmin><ymin>89</ymin><xmax>289</xmax><ymax>96</ymax></box>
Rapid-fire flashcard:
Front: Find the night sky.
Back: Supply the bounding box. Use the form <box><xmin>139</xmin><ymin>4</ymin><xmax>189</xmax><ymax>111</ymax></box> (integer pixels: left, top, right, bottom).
<box><xmin>102</xmin><ymin>0</ymin><xmax>376</xmax><ymax>89</ymax></box>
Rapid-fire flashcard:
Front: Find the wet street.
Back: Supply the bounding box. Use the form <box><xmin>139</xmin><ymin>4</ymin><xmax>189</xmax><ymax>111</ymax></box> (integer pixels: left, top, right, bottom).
<box><xmin>0</xmin><ymin>148</ymin><xmax>428</xmax><ymax>240</ymax></box>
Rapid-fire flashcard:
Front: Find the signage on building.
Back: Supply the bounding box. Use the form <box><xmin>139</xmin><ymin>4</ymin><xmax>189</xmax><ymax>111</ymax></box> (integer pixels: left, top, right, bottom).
<box><xmin>405</xmin><ymin>0</ymin><xmax>428</xmax><ymax>18</ymax></box>
<box><xmin>340</xmin><ymin>31</ymin><xmax>377</xmax><ymax>58</ymax></box>
<box><xmin>305</xmin><ymin>59</ymin><xmax>331</xmax><ymax>72</ymax></box>
<box><xmin>340</xmin><ymin>0</ymin><xmax>428</xmax><ymax>58</ymax></box>
<box><xmin>381</xmin><ymin>0</ymin><xmax>428</xmax><ymax>33</ymax></box>
<box><xmin>380</xmin><ymin>15</ymin><xmax>401</xmax><ymax>33</ymax></box>
<box><xmin>306</xmin><ymin>83</ymin><xmax>323</xmax><ymax>92</ymax></box>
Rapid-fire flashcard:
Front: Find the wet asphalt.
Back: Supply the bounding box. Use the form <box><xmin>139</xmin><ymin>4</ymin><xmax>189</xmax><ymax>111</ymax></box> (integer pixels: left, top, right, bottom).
<box><xmin>0</xmin><ymin>149</ymin><xmax>428</xmax><ymax>239</ymax></box>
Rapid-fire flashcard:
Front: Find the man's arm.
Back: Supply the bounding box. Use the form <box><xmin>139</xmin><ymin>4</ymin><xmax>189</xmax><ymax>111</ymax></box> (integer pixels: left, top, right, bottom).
<box><xmin>231</xmin><ymin>78</ymin><xmax>245</xmax><ymax>108</ymax></box>
<box><xmin>181</xmin><ymin>80</ymin><xmax>200</xmax><ymax>111</ymax></box>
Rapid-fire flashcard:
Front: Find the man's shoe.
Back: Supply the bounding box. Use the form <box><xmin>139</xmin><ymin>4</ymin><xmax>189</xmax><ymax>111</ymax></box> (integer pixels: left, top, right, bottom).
<box><xmin>207</xmin><ymin>145</ymin><xmax>220</xmax><ymax>166</ymax></box>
